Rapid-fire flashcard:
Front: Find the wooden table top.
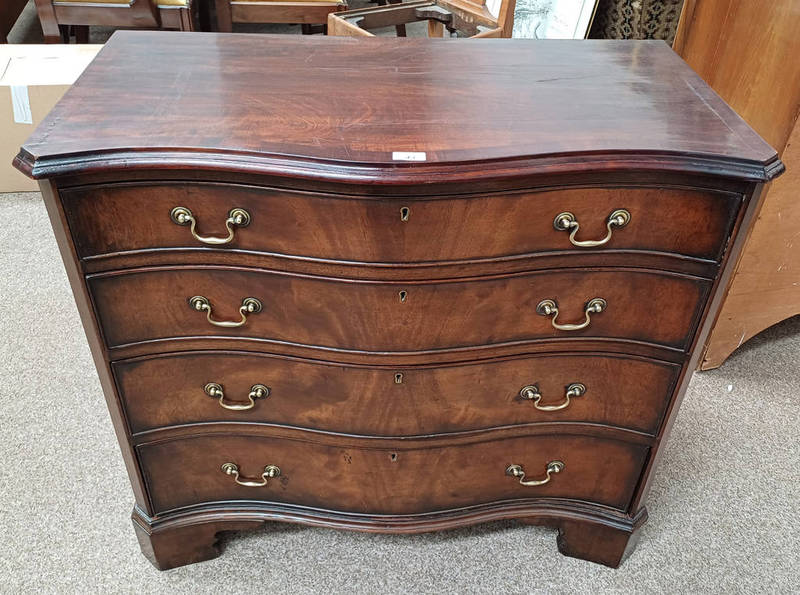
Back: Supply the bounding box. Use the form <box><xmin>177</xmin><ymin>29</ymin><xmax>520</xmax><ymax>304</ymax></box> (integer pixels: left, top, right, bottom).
<box><xmin>16</xmin><ymin>31</ymin><xmax>781</xmax><ymax>183</ymax></box>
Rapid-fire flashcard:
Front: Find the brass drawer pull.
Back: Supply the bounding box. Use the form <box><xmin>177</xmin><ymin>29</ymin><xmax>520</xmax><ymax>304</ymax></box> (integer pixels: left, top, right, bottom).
<box><xmin>520</xmin><ymin>383</ymin><xmax>585</xmax><ymax>411</ymax></box>
<box><xmin>554</xmin><ymin>209</ymin><xmax>630</xmax><ymax>247</ymax></box>
<box><xmin>506</xmin><ymin>461</ymin><xmax>564</xmax><ymax>486</ymax></box>
<box><xmin>221</xmin><ymin>462</ymin><xmax>280</xmax><ymax>487</ymax></box>
<box><xmin>536</xmin><ymin>298</ymin><xmax>606</xmax><ymax>331</ymax></box>
<box><xmin>170</xmin><ymin>206</ymin><xmax>251</xmax><ymax>245</ymax></box>
<box><xmin>189</xmin><ymin>295</ymin><xmax>262</xmax><ymax>328</ymax></box>
<box><xmin>204</xmin><ymin>382</ymin><xmax>270</xmax><ymax>411</ymax></box>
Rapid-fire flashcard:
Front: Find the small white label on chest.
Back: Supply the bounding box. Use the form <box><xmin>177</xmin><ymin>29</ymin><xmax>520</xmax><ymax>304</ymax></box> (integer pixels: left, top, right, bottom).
<box><xmin>392</xmin><ymin>151</ymin><xmax>427</xmax><ymax>162</ymax></box>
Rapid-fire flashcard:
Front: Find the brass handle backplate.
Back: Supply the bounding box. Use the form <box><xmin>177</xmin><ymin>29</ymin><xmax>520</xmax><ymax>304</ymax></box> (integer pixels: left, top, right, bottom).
<box><xmin>536</xmin><ymin>298</ymin><xmax>606</xmax><ymax>331</ymax></box>
<box><xmin>554</xmin><ymin>209</ymin><xmax>630</xmax><ymax>248</ymax></box>
<box><xmin>205</xmin><ymin>382</ymin><xmax>270</xmax><ymax>411</ymax></box>
<box><xmin>189</xmin><ymin>295</ymin><xmax>262</xmax><ymax>328</ymax></box>
<box><xmin>221</xmin><ymin>462</ymin><xmax>280</xmax><ymax>487</ymax></box>
<box><xmin>506</xmin><ymin>461</ymin><xmax>564</xmax><ymax>486</ymax></box>
<box><xmin>520</xmin><ymin>383</ymin><xmax>585</xmax><ymax>411</ymax></box>
<box><xmin>170</xmin><ymin>206</ymin><xmax>251</xmax><ymax>245</ymax></box>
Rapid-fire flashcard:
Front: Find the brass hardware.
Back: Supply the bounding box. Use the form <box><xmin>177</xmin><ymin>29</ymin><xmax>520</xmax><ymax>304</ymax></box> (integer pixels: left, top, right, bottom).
<box><xmin>536</xmin><ymin>298</ymin><xmax>606</xmax><ymax>331</ymax></box>
<box><xmin>399</xmin><ymin>290</ymin><xmax>408</xmax><ymax>303</ymax></box>
<box><xmin>506</xmin><ymin>461</ymin><xmax>564</xmax><ymax>486</ymax></box>
<box><xmin>189</xmin><ymin>295</ymin><xmax>262</xmax><ymax>328</ymax></box>
<box><xmin>400</xmin><ymin>206</ymin><xmax>411</xmax><ymax>222</ymax></box>
<box><xmin>519</xmin><ymin>383</ymin><xmax>585</xmax><ymax>411</ymax></box>
<box><xmin>170</xmin><ymin>206</ymin><xmax>251</xmax><ymax>245</ymax></box>
<box><xmin>204</xmin><ymin>382</ymin><xmax>270</xmax><ymax>411</ymax></box>
<box><xmin>554</xmin><ymin>209</ymin><xmax>630</xmax><ymax>248</ymax></box>
<box><xmin>394</xmin><ymin>373</ymin><xmax>404</xmax><ymax>384</ymax></box>
<box><xmin>221</xmin><ymin>462</ymin><xmax>280</xmax><ymax>487</ymax></box>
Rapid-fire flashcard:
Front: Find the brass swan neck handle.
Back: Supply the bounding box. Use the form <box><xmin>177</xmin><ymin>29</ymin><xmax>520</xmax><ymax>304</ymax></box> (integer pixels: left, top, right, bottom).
<box><xmin>204</xmin><ymin>383</ymin><xmax>270</xmax><ymax>411</ymax></box>
<box><xmin>221</xmin><ymin>463</ymin><xmax>280</xmax><ymax>487</ymax></box>
<box><xmin>554</xmin><ymin>209</ymin><xmax>630</xmax><ymax>248</ymax></box>
<box><xmin>170</xmin><ymin>206</ymin><xmax>251</xmax><ymax>245</ymax></box>
<box><xmin>519</xmin><ymin>383</ymin><xmax>586</xmax><ymax>411</ymax></box>
<box><xmin>536</xmin><ymin>298</ymin><xmax>606</xmax><ymax>331</ymax></box>
<box><xmin>189</xmin><ymin>295</ymin><xmax>262</xmax><ymax>328</ymax></box>
<box><xmin>506</xmin><ymin>461</ymin><xmax>564</xmax><ymax>487</ymax></box>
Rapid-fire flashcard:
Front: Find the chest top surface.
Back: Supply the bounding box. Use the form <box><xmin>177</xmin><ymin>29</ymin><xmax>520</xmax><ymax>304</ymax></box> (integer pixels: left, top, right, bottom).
<box><xmin>15</xmin><ymin>31</ymin><xmax>781</xmax><ymax>183</ymax></box>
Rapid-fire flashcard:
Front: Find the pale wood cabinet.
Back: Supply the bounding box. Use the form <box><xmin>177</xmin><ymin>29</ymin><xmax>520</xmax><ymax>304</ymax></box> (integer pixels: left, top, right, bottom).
<box><xmin>674</xmin><ymin>0</ymin><xmax>800</xmax><ymax>369</ymax></box>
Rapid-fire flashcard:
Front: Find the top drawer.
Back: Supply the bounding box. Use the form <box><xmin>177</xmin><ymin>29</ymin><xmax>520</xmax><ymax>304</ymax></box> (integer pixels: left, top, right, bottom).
<box><xmin>61</xmin><ymin>183</ymin><xmax>739</xmax><ymax>265</ymax></box>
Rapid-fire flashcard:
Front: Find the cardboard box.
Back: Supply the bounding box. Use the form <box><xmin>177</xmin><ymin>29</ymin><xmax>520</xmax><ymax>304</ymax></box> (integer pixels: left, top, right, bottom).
<box><xmin>1</xmin><ymin>44</ymin><xmax>101</xmax><ymax>192</ymax></box>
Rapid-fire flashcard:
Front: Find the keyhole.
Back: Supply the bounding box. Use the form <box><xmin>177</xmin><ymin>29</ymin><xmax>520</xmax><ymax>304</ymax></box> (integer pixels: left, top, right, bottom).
<box><xmin>394</xmin><ymin>373</ymin><xmax>403</xmax><ymax>384</ymax></box>
<box><xmin>400</xmin><ymin>206</ymin><xmax>410</xmax><ymax>222</ymax></box>
<box><xmin>399</xmin><ymin>291</ymin><xmax>407</xmax><ymax>303</ymax></box>
<box><xmin>390</xmin><ymin>453</ymin><xmax>398</xmax><ymax>462</ymax></box>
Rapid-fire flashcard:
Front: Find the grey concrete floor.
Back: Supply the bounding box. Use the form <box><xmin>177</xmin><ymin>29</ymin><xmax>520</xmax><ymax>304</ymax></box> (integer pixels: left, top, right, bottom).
<box><xmin>0</xmin><ymin>190</ymin><xmax>798</xmax><ymax>593</ymax></box>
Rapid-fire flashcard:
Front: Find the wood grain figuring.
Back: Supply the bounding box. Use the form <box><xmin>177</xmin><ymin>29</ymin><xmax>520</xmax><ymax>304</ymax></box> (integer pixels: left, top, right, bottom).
<box><xmin>674</xmin><ymin>0</ymin><xmax>800</xmax><ymax>369</ymax></box>
<box><xmin>114</xmin><ymin>351</ymin><xmax>679</xmax><ymax>435</ymax></box>
<box><xmin>61</xmin><ymin>183</ymin><xmax>740</xmax><ymax>264</ymax></box>
<box><xmin>137</xmin><ymin>431</ymin><xmax>649</xmax><ymax>515</ymax></box>
<box><xmin>89</xmin><ymin>266</ymin><xmax>710</xmax><ymax>351</ymax></box>
<box><xmin>15</xmin><ymin>32</ymin><xmax>780</xmax><ymax>182</ymax></box>
<box><xmin>14</xmin><ymin>33</ymin><xmax>781</xmax><ymax>569</ymax></box>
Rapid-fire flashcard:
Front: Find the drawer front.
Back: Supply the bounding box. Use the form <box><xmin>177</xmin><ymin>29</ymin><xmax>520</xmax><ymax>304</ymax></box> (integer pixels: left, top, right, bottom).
<box><xmin>90</xmin><ymin>267</ymin><xmax>709</xmax><ymax>351</ymax></box>
<box><xmin>137</xmin><ymin>433</ymin><xmax>649</xmax><ymax>515</ymax></box>
<box><xmin>62</xmin><ymin>183</ymin><xmax>738</xmax><ymax>263</ymax></box>
<box><xmin>115</xmin><ymin>352</ymin><xmax>679</xmax><ymax>435</ymax></box>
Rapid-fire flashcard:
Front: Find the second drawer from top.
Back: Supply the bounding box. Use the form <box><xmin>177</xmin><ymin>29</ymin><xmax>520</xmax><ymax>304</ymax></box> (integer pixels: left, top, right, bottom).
<box><xmin>89</xmin><ymin>266</ymin><xmax>710</xmax><ymax>352</ymax></box>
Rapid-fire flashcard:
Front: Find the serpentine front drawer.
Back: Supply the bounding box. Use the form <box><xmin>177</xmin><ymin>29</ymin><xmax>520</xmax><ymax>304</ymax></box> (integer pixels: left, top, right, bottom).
<box><xmin>60</xmin><ymin>182</ymin><xmax>740</xmax><ymax>266</ymax></box>
<box><xmin>88</xmin><ymin>266</ymin><xmax>710</xmax><ymax>352</ymax></box>
<box><xmin>113</xmin><ymin>351</ymin><xmax>680</xmax><ymax>436</ymax></box>
<box><xmin>136</xmin><ymin>430</ymin><xmax>650</xmax><ymax>515</ymax></box>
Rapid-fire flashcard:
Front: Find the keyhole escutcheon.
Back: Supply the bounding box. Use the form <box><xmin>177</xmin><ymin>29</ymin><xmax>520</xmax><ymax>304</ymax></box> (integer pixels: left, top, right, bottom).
<box><xmin>399</xmin><ymin>291</ymin><xmax>407</xmax><ymax>303</ymax></box>
<box><xmin>400</xmin><ymin>206</ymin><xmax>410</xmax><ymax>222</ymax></box>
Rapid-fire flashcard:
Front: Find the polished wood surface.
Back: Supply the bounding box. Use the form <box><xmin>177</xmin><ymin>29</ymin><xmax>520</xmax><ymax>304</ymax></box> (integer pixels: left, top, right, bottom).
<box><xmin>89</xmin><ymin>266</ymin><xmax>709</xmax><ymax>351</ymax></box>
<box><xmin>674</xmin><ymin>0</ymin><xmax>800</xmax><ymax>369</ymax></box>
<box><xmin>137</xmin><ymin>430</ymin><xmax>649</xmax><ymax>514</ymax></box>
<box><xmin>115</xmin><ymin>351</ymin><xmax>679</xmax><ymax>435</ymax></box>
<box><xmin>62</xmin><ymin>183</ymin><xmax>740</xmax><ymax>265</ymax></box>
<box><xmin>16</xmin><ymin>32</ymin><xmax>779</xmax><ymax>181</ymax></box>
<box><xmin>15</xmin><ymin>33</ymin><xmax>781</xmax><ymax>570</ymax></box>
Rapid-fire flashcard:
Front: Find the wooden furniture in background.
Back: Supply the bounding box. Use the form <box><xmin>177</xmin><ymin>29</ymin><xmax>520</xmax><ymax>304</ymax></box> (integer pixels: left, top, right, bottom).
<box><xmin>14</xmin><ymin>33</ymin><xmax>781</xmax><ymax>569</ymax></box>
<box><xmin>328</xmin><ymin>0</ymin><xmax>514</xmax><ymax>37</ymax></box>
<box><xmin>674</xmin><ymin>0</ymin><xmax>800</xmax><ymax>369</ymax></box>
<box><xmin>33</xmin><ymin>0</ymin><xmax>196</xmax><ymax>43</ymax></box>
<box><xmin>0</xmin><ymin>0</ymin><xmax>28</xmax><ymax>43</ymax></box>
<box><xmin>215</xmin><ymin>0</ymin><xmax>346</xmax><ymax>32</ymax></box>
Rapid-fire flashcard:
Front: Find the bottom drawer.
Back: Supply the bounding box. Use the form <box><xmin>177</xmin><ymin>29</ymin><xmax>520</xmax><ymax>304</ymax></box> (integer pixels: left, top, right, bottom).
<box><xmin>138</xmin><ymin>432</ymin><xmax>649</xmax><ymax>515</ymax></box>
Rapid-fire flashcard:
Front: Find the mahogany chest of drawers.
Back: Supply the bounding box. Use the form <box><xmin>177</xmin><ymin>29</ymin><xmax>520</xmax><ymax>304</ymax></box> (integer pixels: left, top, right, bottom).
<box><xmin>15</xmin><ymin>32</ymin><xmax>783</xmax><ymax>569</ymax></box>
